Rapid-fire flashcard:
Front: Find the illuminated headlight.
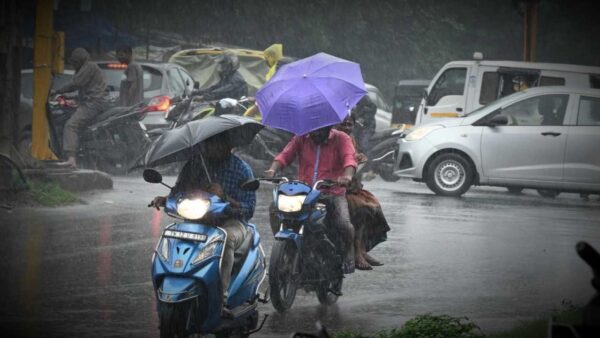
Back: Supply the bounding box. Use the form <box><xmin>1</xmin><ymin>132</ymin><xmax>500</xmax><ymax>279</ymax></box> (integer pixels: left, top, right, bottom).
<box><xmin>176</xmin><ymin>198</ymin><xmax>211</xmax><ymax>220</ymax></box>
<box><xmin>159</xmin><ymin>238</ymin><xmax>169</xmax><ymax>262</ymax></box>
<box><xmin>405</xmin><ymin>125</ymin><xmax>443</xmax><ymax>141</ymax></box>
<box><xmin>409</xmin><ymin>106</ymin><xmax>415</xmax><ymax>112</ymax></box>
<box><xmin>192</xmin><ymin>240</ymin><xmax>220</xmax><ymax>265</ymax></box>
<box><xmin>277</xmin><ymin>194</ymin><xmax>307</xmax><ymax>212</ymax></box>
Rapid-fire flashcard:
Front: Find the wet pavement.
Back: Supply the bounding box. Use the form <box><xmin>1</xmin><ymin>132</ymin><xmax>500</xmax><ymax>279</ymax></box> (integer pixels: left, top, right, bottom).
<box><xmin>1</xmin><ymin>176</ymin><xmax>599</xmax><ymax>337</ymax></box>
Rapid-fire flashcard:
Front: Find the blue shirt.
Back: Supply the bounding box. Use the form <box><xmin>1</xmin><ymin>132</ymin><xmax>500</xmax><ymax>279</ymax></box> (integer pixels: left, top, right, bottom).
<box><xmin>174</xmin><ymin>155</ymin><xmax>256</xmax><ymax>221</ymax></box>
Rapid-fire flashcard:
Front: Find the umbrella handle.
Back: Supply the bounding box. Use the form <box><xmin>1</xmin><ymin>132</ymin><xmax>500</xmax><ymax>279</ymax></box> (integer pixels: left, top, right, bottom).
<box><xmin>199</xmin><ymin>151</ymin><xmax>212</xmax><ymax>184</ymax></box>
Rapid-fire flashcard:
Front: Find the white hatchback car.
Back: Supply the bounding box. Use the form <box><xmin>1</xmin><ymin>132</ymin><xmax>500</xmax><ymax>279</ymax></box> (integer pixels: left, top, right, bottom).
<box><xmin>393</xmin><ymin>87</ymin><xmax>600</xmax><ymax>197</ymax></box>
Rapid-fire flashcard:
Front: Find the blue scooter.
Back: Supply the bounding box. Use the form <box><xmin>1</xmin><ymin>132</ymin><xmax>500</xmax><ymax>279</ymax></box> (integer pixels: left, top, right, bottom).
<box><xmin>143</xmin><ymin>169</ymin><xmax>267</xmax><ymax>337</ymax></box>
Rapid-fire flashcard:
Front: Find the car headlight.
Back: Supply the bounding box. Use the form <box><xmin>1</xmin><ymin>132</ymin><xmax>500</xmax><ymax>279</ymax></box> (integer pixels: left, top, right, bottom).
<box><xmin>405</xmin><ymin>125</ymin><xmax>443</xmax><ymax>141</ymax></box>
<box><xmin>159</xmin><ymin>238</ymin><xmax>169</xmax><ymax>262</ymax></box>
<box><xmin>191</xmin><ymin>239</ymin><xmax>220</xmax><ymax>265</ymax></box>
<box><xmin>176</xmin><ymin>198</ymin><xmax>211</xmax><ymax>220</ymax></box>
<box><xmin>277</xmin><ymin>194</ymin><xmax>307</xmax><ymax>213</ymax></box>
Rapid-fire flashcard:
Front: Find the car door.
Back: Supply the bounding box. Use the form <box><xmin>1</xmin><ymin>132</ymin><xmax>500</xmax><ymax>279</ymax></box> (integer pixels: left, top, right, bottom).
<box><xmin>420</xmin><ymin>67</ymin><xmax>468</xmax><ymax>125</ymax></box>
<box><xmin>480</xmin><ymin>94</ymin><xmax>570</xmax><ymax>184</ymax></box>
<box><xmin>563</xmin><ymin>95</ymin><xmax>600</xmax><ymax>189</ymax></box>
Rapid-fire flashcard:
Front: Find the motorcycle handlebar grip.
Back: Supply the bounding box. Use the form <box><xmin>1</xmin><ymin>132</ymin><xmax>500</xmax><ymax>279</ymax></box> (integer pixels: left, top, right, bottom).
<box><xmin>576</xmin><ymin>241</ymin><xmax>600</xmax><ymax>272</ymax></box>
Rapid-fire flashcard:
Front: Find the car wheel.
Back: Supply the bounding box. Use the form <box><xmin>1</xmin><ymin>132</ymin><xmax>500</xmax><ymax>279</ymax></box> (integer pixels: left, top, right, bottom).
<box><xmin>425</xmin><ymin>153</ymin><xmax>474</xmax><ymax>197</ymax></box>
<box><xmin>507</xmin><ymin>187</ymin><xmax>524</xmax><ymax>194</ymax></box>
<box><xmin>537</xmin><ymin>189</ymin><xmax>560</xmax><ymax>198</ymax></box>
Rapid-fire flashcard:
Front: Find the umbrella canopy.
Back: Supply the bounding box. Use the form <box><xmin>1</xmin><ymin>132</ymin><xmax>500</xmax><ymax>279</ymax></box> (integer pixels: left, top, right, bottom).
<box><xmin>256</xmin><ymin>52</ymin><xmax>367</xmax><ymax>135</ymax></box>
<box><xmin>143</xmin><ymin>115</ymin><xmax>263</xmax><ymax>168</ymax></box>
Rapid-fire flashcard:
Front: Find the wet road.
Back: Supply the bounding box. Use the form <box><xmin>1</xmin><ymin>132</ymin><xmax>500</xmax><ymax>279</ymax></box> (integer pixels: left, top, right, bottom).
<box><xmin>1</xmin><ymin>176</ymin><xmax>599</xmax><ymax>337</ymax></box>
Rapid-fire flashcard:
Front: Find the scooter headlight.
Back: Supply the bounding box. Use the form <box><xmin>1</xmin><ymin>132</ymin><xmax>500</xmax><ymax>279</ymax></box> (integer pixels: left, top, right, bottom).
<box><xmin>176</xmin><ymin>198</ymin><xmax>211</xmax><ymax>220</ymax></box>
<box><xmin>191</xmin><ymin>239</ymin><xmax>221</xmax><ymax>265</ymax></box>
<box><xmin>159</xmin><ymin>238</ymin><xmax>170</xmax><ymax>262</ymax></box>
<box><xmin>277</xmin><ymin>194</ymin><xmax>307</xmax><ymax>213</ymax></box>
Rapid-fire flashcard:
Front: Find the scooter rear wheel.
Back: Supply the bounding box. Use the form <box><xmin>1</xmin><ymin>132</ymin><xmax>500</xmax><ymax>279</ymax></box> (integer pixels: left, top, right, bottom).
<box><xmin>316</xmin><ymin>276</ymin><xmax>343</xmax><ymax>306</ymax></box>
<box><xmin>269</xmin><ymin>240</ymin><xmax>298</xmax><ymax>313</ymax></box>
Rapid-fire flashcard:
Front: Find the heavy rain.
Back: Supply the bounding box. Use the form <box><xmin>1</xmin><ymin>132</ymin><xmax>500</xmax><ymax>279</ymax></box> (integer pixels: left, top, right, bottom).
<box><xmin>1</xmin><ymin>1</ymin><xmax>600</xmax><ymax>337</ymax></box>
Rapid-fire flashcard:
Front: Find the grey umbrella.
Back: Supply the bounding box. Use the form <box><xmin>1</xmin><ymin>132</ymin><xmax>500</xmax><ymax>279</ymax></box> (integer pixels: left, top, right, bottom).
<box><xmin>143</xmin><ymin>114</ymin><xmax>264</xmax><ymax>168</ymax></box>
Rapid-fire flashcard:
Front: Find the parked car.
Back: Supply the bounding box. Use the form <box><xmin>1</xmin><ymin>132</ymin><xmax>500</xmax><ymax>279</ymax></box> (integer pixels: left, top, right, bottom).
<box><xmin>416</xmin><ymin>52</ymin><xmax>600</xmax><ymax>126</ymax></box>
<box><xmin>394</xmin><ymin>87</ymin><xmax>600</xmax><ymax>197</ymax></box>
<box><xmin>96</xmin><ymin>61</ymin><xmax>196</xmax><ymax>130</ymax></box>
<box><xmin>391</xmin><ymin>79</ymin><xmax>430</xmax><ymax>127</ymax></box>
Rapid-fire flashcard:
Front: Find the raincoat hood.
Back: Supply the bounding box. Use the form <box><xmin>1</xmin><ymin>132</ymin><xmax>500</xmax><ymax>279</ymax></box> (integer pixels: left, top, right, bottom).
<box><xmin>264</xmin><ymin>44</ymin><xmax>283</xmax><ymax>81</ymax></box>
<box><xmin>69</xmin><ymin>48</ymin><xmax>90</xmax><ymax>71</ymax></box>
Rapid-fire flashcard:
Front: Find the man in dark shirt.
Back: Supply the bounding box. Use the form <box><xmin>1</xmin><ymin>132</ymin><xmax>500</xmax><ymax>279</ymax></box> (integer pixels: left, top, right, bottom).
<box><xmin>151</xmin><ymin>133</ymin><xmax>256</xmax><ymax>313</ymax></box>
<box><xmin>51</xmin><ymin>48</ymin><xmax>109</xmax><ymax>168</ymax></box>
<box><xmin>116</xmin><ymin>44</ymin><xmax>144</xmax><ymax>107</ymax></box>
<box><xmin>195</xmin><ymin>53</ymin><xmax>248</xmax><ymax>101</ymax></box>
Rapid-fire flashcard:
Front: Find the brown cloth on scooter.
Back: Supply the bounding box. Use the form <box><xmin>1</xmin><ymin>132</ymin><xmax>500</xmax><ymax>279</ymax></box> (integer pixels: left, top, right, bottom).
<box><xmin>346</xmin><ymin>178</ymin><xmax>390</xmax><ymax>253</ymax></box>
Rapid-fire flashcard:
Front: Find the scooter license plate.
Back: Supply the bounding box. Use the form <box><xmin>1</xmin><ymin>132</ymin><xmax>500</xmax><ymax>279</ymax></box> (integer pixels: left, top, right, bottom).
<box><xmin>163</xmin><ymin>230</ymin><xmax>207</xmax><ymax>242</ymax></box>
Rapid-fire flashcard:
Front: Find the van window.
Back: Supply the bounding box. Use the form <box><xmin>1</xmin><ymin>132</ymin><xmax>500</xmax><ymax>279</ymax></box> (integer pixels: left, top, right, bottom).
<box><xmin>427</xmin><ymin>68</ymin><xmax>466</xmax><ymax>106</ymax></box>
<box><xmin>590</xmin><ymin>75</ymin><xmax>600</xmax><ymax>89</ymax></box>
<box><xmin>577</xmin><ymin>96</ymin><xmax>600</xmax><ymax>126</ymax></box>
<box><xmin>540</xmin><ymin>76</ymin><xmax>565</xmax><ymax>86</ymax></box>
<box><xmin>498</xmin><ymin>94</ymin><xmax>569</xmax><ymax>126</ymax></box>
<box><xmin>479</xmin><ymin>72</ymin><xmax>500</xmax><ymax>105</ymax></box>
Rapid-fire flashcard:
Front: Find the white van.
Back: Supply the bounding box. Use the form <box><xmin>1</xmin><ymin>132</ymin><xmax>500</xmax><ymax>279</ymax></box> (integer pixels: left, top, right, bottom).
<box><xmin>416</xmin><ymin>53</ymin><xmax>600</xmax><ymax>126</ymax></box>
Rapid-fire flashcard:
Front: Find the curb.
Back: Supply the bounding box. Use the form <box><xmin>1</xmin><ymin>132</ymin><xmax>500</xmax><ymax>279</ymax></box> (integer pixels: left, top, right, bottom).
<box><xmin>23</xmin><ymin>168</ymin><xmax>113</xmax><ymax>192</ymax></box>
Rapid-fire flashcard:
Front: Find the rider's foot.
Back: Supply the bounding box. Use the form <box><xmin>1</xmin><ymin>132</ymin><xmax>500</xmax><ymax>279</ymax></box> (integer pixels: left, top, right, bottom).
<box><xmin>343</xmin><ymin>259</ymin><xmax>355</xmax><ymax>274</ymax></box>
<box><xmin>364</xmin><ymin>253</ymin><xmax>383</xmax><ymax>266</ymax></box>
<box><xmin>355</xmin><ymin>255</ymin><xmax>373</xmax><ymax>270</ymax></box>
<box><xmin>66</xmin><ymin>156</ymin><xmax>77</xmax><ymax>169</ymax></box>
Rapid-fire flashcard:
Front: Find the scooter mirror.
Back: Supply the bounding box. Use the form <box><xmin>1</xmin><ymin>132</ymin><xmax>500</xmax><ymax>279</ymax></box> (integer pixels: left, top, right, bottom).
<box><xmin>240</xmin><ymin>179</ymin><xmax>260</xmax><ymax>191</ymax></box>
<box><xmin>143</xmin><ymin>169</ymin><xmax>163</xmax><ymax>184</ymax></box>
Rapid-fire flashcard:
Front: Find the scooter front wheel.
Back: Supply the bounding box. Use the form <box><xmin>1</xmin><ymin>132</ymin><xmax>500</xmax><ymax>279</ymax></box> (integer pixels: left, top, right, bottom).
<box><xmin>269</xmin><ymin>240</ymin><xmax>298</xmax><ymax>312</ymax></box>
<box><xmin>159</xmin><ymin>303</ymin><xmax>187</xmax><ymax>338</ymax></box>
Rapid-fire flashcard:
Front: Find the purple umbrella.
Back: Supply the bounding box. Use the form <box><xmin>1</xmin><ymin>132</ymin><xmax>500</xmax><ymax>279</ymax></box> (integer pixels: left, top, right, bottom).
<box><xmin>256</xmin><ymin>52</ymin><xmax>367</xmax><ymax>135</ymax></box>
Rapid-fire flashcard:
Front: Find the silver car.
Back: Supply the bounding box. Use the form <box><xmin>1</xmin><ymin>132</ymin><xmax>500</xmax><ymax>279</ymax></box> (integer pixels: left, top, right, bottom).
<box><xmin>393</xmin><ymin>87</ymin><xmax>600</xmax><ymax>197</ymax></box>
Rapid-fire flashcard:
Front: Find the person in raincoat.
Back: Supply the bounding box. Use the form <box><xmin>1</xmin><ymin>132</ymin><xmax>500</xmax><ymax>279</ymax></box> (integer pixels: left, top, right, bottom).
<box><xmin>51</xmin><ymin>47</ymin><xmax>110</xmax><ymax>168</ymax></box>
<box><xmin>116</xmin><ymin>44</ymin><xmax>144</xmax><ymax>107</ymax></box>
<box><xmin>151</xmin><ymin>133</ymin><xmax>256</xmax><ymax>315</ymax></box>
<box><xmin>243</xmin><ymin>44</ymin><xmax>284</xmax><ymax>121</ymax></box>
<box><xmin>194</xmin><ymin>53</ymin><xmax>247</xmax><ymax>101</ymax></box>
<box><xmin>336</xmin><ymin>115</ymin><xmax>390</xmax><ymax>270</ymax></box>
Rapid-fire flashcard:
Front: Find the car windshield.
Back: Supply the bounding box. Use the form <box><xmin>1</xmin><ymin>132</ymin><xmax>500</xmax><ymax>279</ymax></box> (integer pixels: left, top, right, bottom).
<box><xmin>463</xmin><ymin>90</ymin><xmax>529</xmax><ymax>117</ymax></box>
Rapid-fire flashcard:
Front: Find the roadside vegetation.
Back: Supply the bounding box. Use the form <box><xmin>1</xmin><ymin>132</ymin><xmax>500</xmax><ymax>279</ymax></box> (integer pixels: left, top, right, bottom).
<box><xmin>27</xmin><ymin>181</ymin><xmax>78</xmax><ymax>207</ymax></box>
<box><xmin>330</xmin><ymin>307</ymin><xmax>584</xmax><ymax>338</ymax></box>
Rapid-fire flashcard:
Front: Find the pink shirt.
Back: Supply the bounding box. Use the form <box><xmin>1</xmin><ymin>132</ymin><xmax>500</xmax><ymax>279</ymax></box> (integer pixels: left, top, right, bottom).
<box><xmin>274</xmin><ymin>129</ymin><xmax>357</xmax><ymax>195</ymax></box>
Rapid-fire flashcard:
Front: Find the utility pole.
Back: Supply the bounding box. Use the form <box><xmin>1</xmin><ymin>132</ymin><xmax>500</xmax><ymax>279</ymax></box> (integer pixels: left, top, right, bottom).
<box><xmin>519</xmin><ymin>0</ymin><xmax>540</xmax><ymax>62</ymax></box>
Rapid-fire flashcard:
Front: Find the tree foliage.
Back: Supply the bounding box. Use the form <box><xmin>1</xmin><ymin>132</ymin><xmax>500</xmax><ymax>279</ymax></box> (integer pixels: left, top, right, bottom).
<box><xmin>93</xmin><ymin>0</ymin><xmax>599</xmax><ymax>98</ymax></box>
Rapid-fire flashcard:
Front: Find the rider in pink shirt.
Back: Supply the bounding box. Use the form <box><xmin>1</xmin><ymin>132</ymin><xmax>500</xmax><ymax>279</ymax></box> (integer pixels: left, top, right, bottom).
<box><xmin>265</xmin><ymin>126</ymin><xmax>358</xmax><ymax>273</ymax></box>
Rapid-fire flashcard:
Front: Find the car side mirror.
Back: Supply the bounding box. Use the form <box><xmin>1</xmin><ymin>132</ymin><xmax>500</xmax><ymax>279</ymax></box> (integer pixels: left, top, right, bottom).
<box><xmin>488</xmin><ymin>115</ymin><xmax>508</xmax><ymax>127</ymax></box>
<box><xmin>240</xmin><ymin>179</ymin><xmax>260</xmax><ymax>191</ymax></box>
<box><xmin>143</xmin><ymin>169</ymin><xmax>163</xmax><ymax>184</ymax></box>
<box><xmin>193</xmin><ymin>81</ymin><xmax>200</xmax><ymax>90</ymax></box>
